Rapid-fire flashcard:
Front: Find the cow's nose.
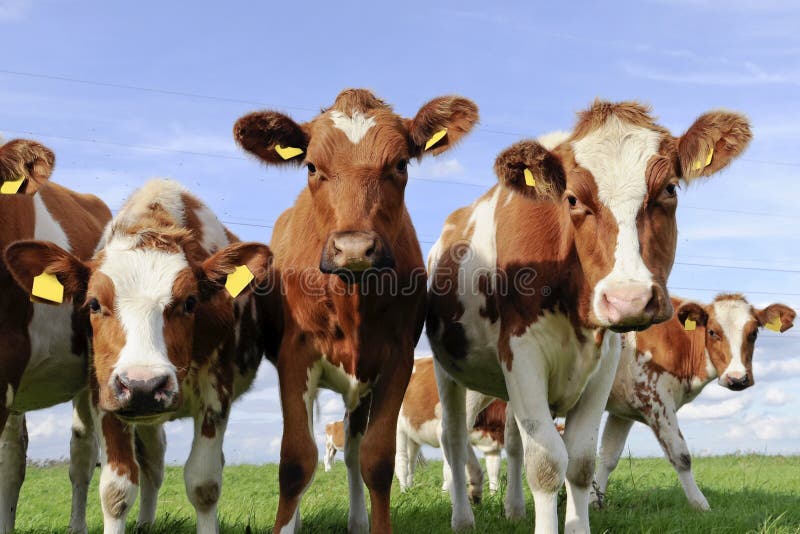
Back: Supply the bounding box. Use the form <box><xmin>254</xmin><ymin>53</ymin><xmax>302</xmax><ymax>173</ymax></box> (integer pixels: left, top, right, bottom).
<box><xmin>726</xmin><ymin>374</ymin><xmax>750</xmax><ymax>391</ymax></box>
<box><xmin>320</xmin><ymin>231</ymin><xmax>394</xmax><ymax>277</ymax></box>
<box><xmin>111</xmin><ymin>366</ymin><xmax>177</xmax><ymax>416</ymax></box>
<box><xmin>600</xmin><ymin>284</ymin><xmax>654</xmax><ymax>324</ymax></box>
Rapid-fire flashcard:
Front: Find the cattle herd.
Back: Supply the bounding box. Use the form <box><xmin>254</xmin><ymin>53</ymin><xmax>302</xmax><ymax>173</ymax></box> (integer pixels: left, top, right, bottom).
<box><xmin>0</xmin><ymin>89</ymin><xmax>794</xmax><ymax>534</ymax></box>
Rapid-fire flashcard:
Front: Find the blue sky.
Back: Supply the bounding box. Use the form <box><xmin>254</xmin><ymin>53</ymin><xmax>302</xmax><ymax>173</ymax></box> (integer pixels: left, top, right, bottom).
<box><xmin>2</xmin><ymin>0</ymin><xmax>799</xmax><ymax>465</ymax></box>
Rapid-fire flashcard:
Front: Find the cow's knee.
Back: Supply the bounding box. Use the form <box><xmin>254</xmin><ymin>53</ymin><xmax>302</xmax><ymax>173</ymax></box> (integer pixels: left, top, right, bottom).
<box><xmin>279</xmin><ymin>453</ymin><xmax>316</xmax><ymax>499</ymax></box>
<box><xmin>99</xmin><ymin>467</ymin><xmax>137</xmax><ymax>519</ymax></box>
<box><xmin>189</xmin><ymin>480</ymin><xmax>220</xmax><ymax>512</ymax></box>
<box><xmin>567</xmin><ymin>455</ymin><xmax>596</xmax><ymax>489</ymax></box>
<box><xmin>362</xmin><ymin>452</ymin><xmax>394</xmax><ymax>493</ymax></box>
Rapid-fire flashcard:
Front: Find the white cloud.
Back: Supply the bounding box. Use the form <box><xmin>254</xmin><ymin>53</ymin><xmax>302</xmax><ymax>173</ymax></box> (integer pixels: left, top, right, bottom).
<box><xmin>754</xmin><ymin>358</ymin><xmax>800</xmax><ymax>381</ymax></box>
<box><xmin>764</xmin><ymin>386</ymin><xmax>792</xmax><ymax>406</ymax></box>
<box><xmin>619</xmin><ymin>58</ymin><xmax>800</xmax><ymax>87</ymax></box>
<box><xmin>678</xmin><ymin>397</ymin><xmax>747</xmax><ymax>420</ymax></box>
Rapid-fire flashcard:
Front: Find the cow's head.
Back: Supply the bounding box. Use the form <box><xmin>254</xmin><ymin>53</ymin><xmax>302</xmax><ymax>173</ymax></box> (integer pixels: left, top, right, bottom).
<box><xmin>495</xmin><ymin>101</ymin><xmax>751</xmax><ymax>331</ymax></box>
<box><xmin>4</xmin><ymin>231</ymin><xmax>271</xmax><ymax>422</ymax></box>
<box><xmin>234</xmin><ymin>88</ymin><xmax>478</xmax><ymax>280</ymax></box>
<box><xmin>678</xmin><ymin>295</ymin><xmax>795</xmax><ymax>390</ymax></box>
<box><xmin>0</xmin><ymin>138</ymin><xmax>55</xmax><ymax>195</ymax></box>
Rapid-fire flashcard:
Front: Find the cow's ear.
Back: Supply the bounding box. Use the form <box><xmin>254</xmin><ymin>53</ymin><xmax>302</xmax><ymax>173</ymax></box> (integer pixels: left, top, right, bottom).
<box><xmin>3</xmin><ymin>241</ymin><xmax>89</xmax><ymax>304</ymax></box>
<box><xmin>407</xmin><ymin>96</ymin><xmax>479</xmax><ymax>158</ymax></box>
<box><xmin>233</xmin><ymin>111</ymin><xmax>309</xmax><ymax>166</ymax></box>
<box><xmin>756</xmin><ymin>304</ymin><xmax>795</xmax><ymax>333</ymax></box>
<box><xmin>677</xmin><ymin>111</ymin><xmax>752</xmax><ymax>183</ymax></box>
<box><xmin>676</xmin><ymin>301</ymin><xmax>709</xmax><ymax>328</ymax></box>
<box><xmin>494</xmin><ymin>140</ymin><xmax>566</xmax><ymax>200</ymax></box>
<box><xmin>201</xmin><ymin>242</ymin><xmax>272</xmax><ymax>300</ymax></box>
<box><xmin>0</xmin><ymin>139</ymin><xmax>56</xmax><ymax>195</ymax></box>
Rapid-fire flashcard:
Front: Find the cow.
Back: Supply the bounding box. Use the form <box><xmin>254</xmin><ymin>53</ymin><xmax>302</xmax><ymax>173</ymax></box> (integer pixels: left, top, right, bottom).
<box><xmin>395</xmin><ymin>357</ymin><xmax>506</xmax><ymax>495</ymax></box>
<box><xmin>4</xmin><ymin>179</ymin><xmax>275</xmax><ymax>534</ymax></box>
<box><xmin>234</xmin><ymin>88</ymin><xmax>478</xmax><ymax>533</ymax></box>
<box><xmin>324</xmin><ymin>420</ymin><xmax>344</xmax><ymax>472</ymax></box>
<box><xmin>0</xmin><ymin>137</ymin><xmax>111</xmax><ymax>533</ymax></box>
<box><xmin>426</xmin><ymin>100</ymin><xmax>752</xmax><ymax>533</ymax></box>
<box><xmin>594</xmin><ymin>294</ymin><xmax>795</xmax><ymax>510</ymax></box>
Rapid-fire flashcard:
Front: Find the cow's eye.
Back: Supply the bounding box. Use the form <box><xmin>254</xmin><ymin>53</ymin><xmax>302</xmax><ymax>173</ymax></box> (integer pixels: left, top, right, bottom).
<box><xmin>665</xmin><ymin>183</ymin><xmax>677</xmax><ymax>196</ymax></box>
<box><xmin>184</xmin><ymin>296</ymin><xmax>198</xmax><ymax>314</ymax></box>
<box><xmin>708</xmin><ymin>329</ymin><xmax>720</xmax><ymax>340</ymax></box>
<box><xmin>88</xmin><ymin>298</ymin><xmax>101</xmax><ymax>314</ymax></box>
<box><xmin>307</xmin><ymin>163</ymin><xmax>317</xmax><ymax>173</ymax></box>
<box><xmin>567</xmin><ymin>195</ymin><xmax>578</xmax><ymax>207</ymax></box>
<box><xmin>396</xmin><ymin>159</ymin><xmax>408</xmax><ymax>173</ymax></box>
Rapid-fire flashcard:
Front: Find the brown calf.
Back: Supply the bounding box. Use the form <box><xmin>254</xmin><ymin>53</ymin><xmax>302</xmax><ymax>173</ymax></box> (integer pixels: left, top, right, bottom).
<box><xmin>0</xmin><ymin>137</ymin><xmax>110</xmax><ymax>533</ymax></box>
<box><xmin>235</xmin><ymin>88</ymin><xmax>478</xmax><ymax>533</ymax></box>
<box><xmin>427</xmin><ymin>101</ymin><xmax>751</xmax><ymax>532</ymax></box>
<box><xmin>395</xmin><ymin>357</ymin><xmax>507</xmax><ymax>495</ymax></box>
<box><xmin>323</xmin><ymin>420</ymin><xmax>345</xmax><ymax>472</ymax></box>
<box><xmin>595</xmin><ymin>295</ymin><xmax>795</xmax><ymax>510</ymax></box>
<box><xmin>5</xmin><ymin>179</ymin><xmax>274</xmax><ymax>534</ymax></box>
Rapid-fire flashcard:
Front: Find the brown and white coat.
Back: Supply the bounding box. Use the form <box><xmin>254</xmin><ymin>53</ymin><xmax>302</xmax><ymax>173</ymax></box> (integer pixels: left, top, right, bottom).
<box><xmin>0</xmin><ymin>138</ymin><xmax>111</xmax><ymax>533</ymax></box>
<box><xmin>5</xmin><ymin>179</ymin><xmax>275</xmax><ymax>534</ymax></box>
<box><xmin>395</xmin><ymin>357</ymin><xmax>506</xmax><ymax>494</ymax></box>
<box><xmin>426</xmin><ymin>101</ymin><xmax>751</xmax><ymax>533</ymax></box>
<box><xmin>234</xmin><ymin>88</ymin><xmax>478</xmax><ymax>534</ymax></box>
<box><xmin>594</xmin><ymin>294</ymin><xmax>795</xmax><ymax>510</ymax></box>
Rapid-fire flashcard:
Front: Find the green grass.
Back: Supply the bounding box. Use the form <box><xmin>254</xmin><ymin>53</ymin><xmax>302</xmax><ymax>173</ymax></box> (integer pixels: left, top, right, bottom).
<box><xmin>15</xmin><ymin>455</ymin><xmax>800</xmax><ymax>533</ymax></box>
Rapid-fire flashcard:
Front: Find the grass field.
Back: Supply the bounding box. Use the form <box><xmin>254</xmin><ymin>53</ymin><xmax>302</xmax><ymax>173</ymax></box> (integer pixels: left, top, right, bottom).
<box><xmin>15</xmin><ymin>455</ymin><xmax>800</xmax><ymax>533</ymax></box>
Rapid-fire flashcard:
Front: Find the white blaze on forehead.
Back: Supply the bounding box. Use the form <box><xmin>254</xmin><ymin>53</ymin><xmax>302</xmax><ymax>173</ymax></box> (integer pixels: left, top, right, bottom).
<box><xmin>99</xmin><ymin>239</ymin><xmax>188</xmax><ymax>372</ymax></box>
<box><xmin>329</xmin><ymin>109</ymin><xmax>376</xmax><ymax>144</ymax></box>
<box><xmin>572</xmin><ymin>116</ymin><xmax>662</xmax><ymax>306</ymax></box>
<box><xmin>712</xmin><ymin>298</ymin><xmax>754</xmax><ymax>379</ymax></box>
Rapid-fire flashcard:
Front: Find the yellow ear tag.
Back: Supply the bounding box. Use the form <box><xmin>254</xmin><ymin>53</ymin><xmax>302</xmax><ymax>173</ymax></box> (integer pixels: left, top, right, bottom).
<box><xmin>32</xmin><ymin>272</ymin><xmax>64</xmax><ymax>304</ymax></box>
<box><xmin>523</xmin><ymin>168</ymin><xmax>536</xmax><ymax>187</ymax></box>
<box><xmin>692</xmin><ymin>147</ymin><xmax>714</xmax><ymax>171</ymax></box>
<box><xmin>225</xmin><ymin>265</ymin><xmax>254</xmax><ymax>298</ymax></box>
<box><xmin>424</xmin><ymin>128</ymin><xmax>448</xmax><ymax>151</ymax></box>
<box><xmin>766</xmin><ymin>316</ymin><xmax>782</xmax><ymax>332</ymax></box>
<box><xmin>275</xmin><ymin>145</ymin><xmax>304</xmax><ymax>160</ymax></box>
<box><xmin>684</xmin><ymin>318</ymin><xmax>697</xmax><ymax>331</ymax></box>
<box><xmin>1</xmin><ymin>177</ymin><xmax>26</xmax><ymax>195</ymax></box>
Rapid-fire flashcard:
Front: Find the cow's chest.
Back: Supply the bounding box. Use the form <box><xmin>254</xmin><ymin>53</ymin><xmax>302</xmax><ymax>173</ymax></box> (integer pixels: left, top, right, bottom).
<box><xmin>509</xmin><ymin>314</ymin><xmax>601</xmax><ymax>415</ymax></box>
<box><xmin>14</xmin><ymin>303</ymin><xmax>85</xmax><ymax>412</ymax></box>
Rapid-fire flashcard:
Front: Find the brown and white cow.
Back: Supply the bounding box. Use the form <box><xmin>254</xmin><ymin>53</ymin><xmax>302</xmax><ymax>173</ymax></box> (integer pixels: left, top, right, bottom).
<box><xmin>5</xmin><ymin>179</ymin><xmax>275</xmax><ymax>534</ymax></box>
<box><xmin>0</xmin><ymin>137</ymin><xmax>111</xmax><ymax>533</ymax></box>
<box><xmin>395</xmin><ymin>357</ymin><xmax>506</xmax><ymax>494</ymax></box>
<box><xmin>594</xmin><ymin>294</ymin><xmax>795</xmax><ymax>510</ymax></box>
<box><xmin>234</xmin><ymin>88</ymin><xmax>478</xmax><ymax>533</ymax></box>
<box><xmin>427</xmin><ymin>101</ymin><xmax>751</xmax><ymax>533</ymax></box>
<box><xmin>323</xmin><ymin>420</ymin><xmax>345</xmax><ymax>472</ymax></box>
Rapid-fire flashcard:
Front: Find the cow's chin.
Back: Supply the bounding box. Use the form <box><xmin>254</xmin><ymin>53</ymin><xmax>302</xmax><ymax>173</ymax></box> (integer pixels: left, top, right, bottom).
<box><xmin>112</xmin><ymin>410</ymin><xmax>175</xmax><ymax>425</ymax></box>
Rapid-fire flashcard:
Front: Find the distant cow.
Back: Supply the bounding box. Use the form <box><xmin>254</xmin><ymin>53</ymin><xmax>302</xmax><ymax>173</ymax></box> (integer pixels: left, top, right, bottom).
<box><xmin>594</xmin><ymin>294</ymin><xmax>795</xmax><ymax>510</ymax></box>
<box><xmin>324</xmin><ymin>420</ymin><xmax>344</xmax><ymax>472</ymax></box>
<box><xmin>5</xmin><ymin>179</ymin><xmax>274</xmax><ymax>534</ymax></box>
<box><xmin>395</xmin><ymin>357</ymin><xmax>506</xmax><ymax>495</ymax></box>
<box><xmin>0</xmin><ymin>137</ymin><xmax>111</xmax><ymax>533</ymax></box>
<box><xmin>234</xmin><ymin>88</ymin><xmax>478</xmax><ymax>533</ymax></box>
<box><xmin>427</xmin><ymin>101</ymin><xmax>751</xmax><ymax>532</ymax></box>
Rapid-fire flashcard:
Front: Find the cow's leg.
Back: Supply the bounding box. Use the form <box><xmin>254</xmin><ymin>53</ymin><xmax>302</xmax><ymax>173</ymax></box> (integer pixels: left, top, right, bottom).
<box><xmin>274</xmin><ymin>354</ymin><xmax>318</xmax><ymax>534</ymax></box>
<box><xmin>324</xmin><ymin>440</ymin><xmax>336</xmax><ymax>472</ymax></box>
<box><xmin>394</xmin><ymin>426</ymin><xmax>410</xmax><ymax>491</ymax></box>
<box><xmin>135</xmin><ymin>424</ymin><xmax>166</xmax><ymax>527</ymax></box>
<box><xmin>346</xmin><ymin>400</ymin><xmax>369</xmax><ymax>533</ymax></box>
<box><xmin>483</xmin><ymin>448</ymin><xmax>501</xmax><ymax>494</ymax></box>
<box><xmin>95</xmin><ymin>411</ymin><xmax>139</xmax><ymax>534</ymax></box>
<box><xmin>405</xmin><ymin>439</ymin><xmax>421</xmax><ymax>489</ymax></box>
<box><xmin>503</xmin><ymin>402</ymin><xmax>525</xmax><ymax>520</ymax></box>
<box><xmin>433</xmin><ymin>360</ymin><xmax>473</xmax><ymax>531</ymax></box>
<box><xmin>359</xmin><ymin>357</ymin><xmax>412</xmax><ymax>534</ymax></box>
<box><xmin>562</xmin><ymin>332</ymin><xmax>621</xmax><ymax>534</ymax></box>
<box><xmin>184</xmin><ymin>374</ymin><xmax>234</xmax><ymax>534</ymax></box>
<box><xmin>592</xmin><ymin>413</ymin><xmax>634</xmax><ymax>507</ymax></box>
<box><xmin>645</xmin><ymin>403</ymin><xmax>709</xmax><ymax>510</ymax></box>
<box><xmin>0</xmin><ymin>413</ymin><xmax>27</xmax><ymax>534</ymax></box>
<box><xmin>69</xmin><ymin>391</ymin><xmax>99</xmax><ymax>534</ymax></box>
<box><xmin>502</xmin><ymin>354</ymin><xmax>566</xmax><ymax>534</ymax></box>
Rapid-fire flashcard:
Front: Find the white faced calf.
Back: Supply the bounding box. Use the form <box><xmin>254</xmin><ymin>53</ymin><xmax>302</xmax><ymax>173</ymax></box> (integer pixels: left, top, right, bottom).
<box><xmin>596</xmin><ymin>294</ymin><xmax>795</xmax><ymax>510</ymax></box>
<box><xmin>5</xmin><ymin>180</ymin><xmax>273</xmax><ymax>534</ymax></box>
<box><xmin>427</xmin><ymin>101</ymin><xmax>751</xmax><ymax>533</ymax></box>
